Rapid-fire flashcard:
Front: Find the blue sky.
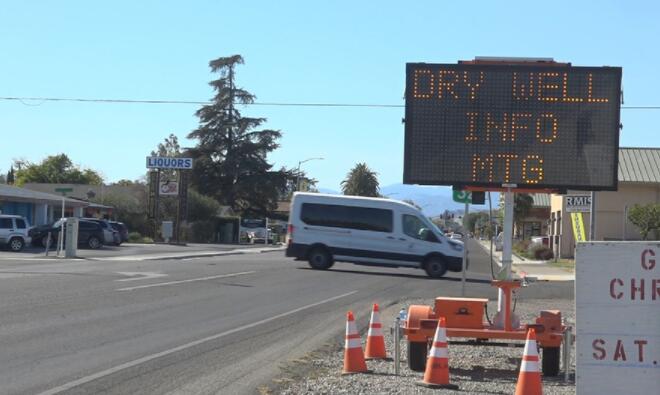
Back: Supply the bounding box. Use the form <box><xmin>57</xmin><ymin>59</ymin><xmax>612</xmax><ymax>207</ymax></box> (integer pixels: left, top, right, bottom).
<box><xmin>1</xmin><ymin>0</ymin><xmax>659</xmax><ymax>190</ymax></box>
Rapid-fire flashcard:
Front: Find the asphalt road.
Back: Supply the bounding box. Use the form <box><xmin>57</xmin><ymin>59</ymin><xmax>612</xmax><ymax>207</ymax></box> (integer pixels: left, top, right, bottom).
<box><xmin>0</xmin><ymin>240</ymin><xmax>572</xmax><ymax>394</ymax></box>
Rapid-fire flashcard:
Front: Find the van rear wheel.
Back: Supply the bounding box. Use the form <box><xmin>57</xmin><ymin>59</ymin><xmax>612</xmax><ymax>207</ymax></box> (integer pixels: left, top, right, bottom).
<box><xmin>308</xmin><ymin>247</ymin><xmax>334</xmax><ymax>270</ymax></box>
<box><xmin>424</xmin><ymin>256</ymin><xmax>448</xmax><ymax>278</ymax></box>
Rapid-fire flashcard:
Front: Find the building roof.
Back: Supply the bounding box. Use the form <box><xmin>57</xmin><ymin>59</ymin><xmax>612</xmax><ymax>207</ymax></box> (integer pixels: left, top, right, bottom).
<box><xmin>531</xmin><ymin>193</ymin><xmax>550</xmax><ymax>207</ymax></box>
<box><xmin>619</xmin><ymin>147</ymin><xmax>660</xmax><ymax>183</ymax></box>
<box><xmin>0</xmin><ymin>184</ymin><xmax>88</xmax><ymax>207</ymax></box>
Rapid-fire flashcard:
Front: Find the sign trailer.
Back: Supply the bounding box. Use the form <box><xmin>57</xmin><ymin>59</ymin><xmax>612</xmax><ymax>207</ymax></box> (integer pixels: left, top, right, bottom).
<box><xmin>402</xmin><ymin>58</ymin><xmax>623</xmax><ymax>381</ymax></box>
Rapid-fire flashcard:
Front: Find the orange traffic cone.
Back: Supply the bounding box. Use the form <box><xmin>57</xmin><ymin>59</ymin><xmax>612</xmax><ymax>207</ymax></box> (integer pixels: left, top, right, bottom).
<box><xmin>342</xmin><ymin>311</ymin><xmax>369</xmax><ymax>374</ymax></box>
<box><xmin>515</xmin><ymin>328</ymin><xmax>543</xmax><ymax>395</ymax></box>
<box><xmin>365</xmin><ymin>303</ymin><xmax>388</xmax><ymax>359</ymax></box>
<box><xmin>416</xmin><ymin>317</ymin><xmax>459</xmax><ymax>389</ymax></box>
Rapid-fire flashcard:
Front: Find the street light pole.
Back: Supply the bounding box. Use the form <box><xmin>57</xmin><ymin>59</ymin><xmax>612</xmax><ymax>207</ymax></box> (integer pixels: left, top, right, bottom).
<box><xmin>296</xmin><ymin>157</ymin><xmax>324</xmax><ymax>191</ymax></box>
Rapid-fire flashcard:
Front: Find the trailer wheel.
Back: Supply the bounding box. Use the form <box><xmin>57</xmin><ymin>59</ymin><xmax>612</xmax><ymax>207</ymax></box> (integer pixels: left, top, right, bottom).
<box><xmin>408</xmin><ymin>341</ymin><xmax>428</xmax><ymax>372</ymax></box>
<box><xmin>542</xmin><ymin>347</ymin><xmax>560</xmax><ymax>376</ymax></box>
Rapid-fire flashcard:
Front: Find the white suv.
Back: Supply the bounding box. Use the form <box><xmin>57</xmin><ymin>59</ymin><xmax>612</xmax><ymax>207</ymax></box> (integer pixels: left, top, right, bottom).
<box><xmin>0</xmin><ymin>215</ymin><xmax>32</xmax><ymax>252</ymax></box>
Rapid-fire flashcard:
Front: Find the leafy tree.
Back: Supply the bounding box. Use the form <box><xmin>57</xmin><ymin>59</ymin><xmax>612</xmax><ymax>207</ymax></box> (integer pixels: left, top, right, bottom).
<box><xmin>112</xmin><ymin>179</ymin><xmax>145</xmax><ymax>187</ymax></box>
<box><xmin>13</xmin><ymin>154</ymin><xmax>103</xmax><ymax>185</ymax></box>
<box><xmin>187</xmin><ymin>55</ymin><xmax>292</xmax><ymax>216</ymax></box>
<box><xmin>150</xmin><ymin>133</ymin><xmax>183</xmax><ymax>181</ymax></box>
<box><xmin>628</xmin><ymin>203</ymin><xmax>660</xmax><ymax>240</ymax></box>
<box><xmin>6</xmin><ymin>166</ymin><xmax>15</xmax><ymax>184</ymax></box>
<box><xmin>341</xmin><ymin>163</ymin><xmax>380</xmax><ymax>197</ymax></box>
<box><xmin>513</xmin><ymin>193</ymin><xmax>534</xmax><ymax>238</ymax></box>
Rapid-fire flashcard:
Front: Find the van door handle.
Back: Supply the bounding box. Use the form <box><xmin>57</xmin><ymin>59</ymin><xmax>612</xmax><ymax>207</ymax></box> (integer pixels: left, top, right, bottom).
<box><xmin>399</xmin><ymin>238</ymin><xmax>406</xmax><ymax>241</ymax></box>
<box><xmin>386</xmin><ymin>236</ymin><xmax>395</xmax><ymax>239</ymax></box>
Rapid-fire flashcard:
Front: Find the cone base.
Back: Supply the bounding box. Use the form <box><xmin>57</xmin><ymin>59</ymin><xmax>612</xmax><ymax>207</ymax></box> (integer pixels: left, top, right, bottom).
<box><xmin>415</xmin><ymin>381</ymin><xmax>459</xmax><ymax>390</ymax></box>
<box><xmin>341</xmin><ymin>369</ymin><xmax>372</xmax><ymax>376</ymax></box>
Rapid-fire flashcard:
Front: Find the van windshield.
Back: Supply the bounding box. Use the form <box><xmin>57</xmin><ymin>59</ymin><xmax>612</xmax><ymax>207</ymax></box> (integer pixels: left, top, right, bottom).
<box><xmin>427</xmin><ymin>220</ymin><xmax>445</xmax><ymax>236</ymax></box>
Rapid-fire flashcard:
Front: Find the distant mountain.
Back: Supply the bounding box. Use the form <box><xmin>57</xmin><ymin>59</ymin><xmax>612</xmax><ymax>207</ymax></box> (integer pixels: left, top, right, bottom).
<box><xmin>315</xmin><ymin>184</ymin><xmax>497</xmax><ymax>217</ymax></box>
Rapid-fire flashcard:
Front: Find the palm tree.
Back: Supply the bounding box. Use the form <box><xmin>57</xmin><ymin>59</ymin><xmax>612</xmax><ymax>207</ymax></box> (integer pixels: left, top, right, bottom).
<box><xmin>340</xmin><ymin>163</ymin><xmax>380</xmax><ymax>197</ymax></box>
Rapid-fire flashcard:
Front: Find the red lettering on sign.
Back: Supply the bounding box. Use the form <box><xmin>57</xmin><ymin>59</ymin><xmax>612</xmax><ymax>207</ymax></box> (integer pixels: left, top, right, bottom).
<box><xmin>592</xmin><ymin>339</ymin><xmax>606</xmax><ymax>360</ymax></box>
<box><xmin>634</xmin><ymin>340</ymin><xmax>648</xmax><ymax>363</ymax></box>
<box><xmin>642</xmin><ymin>249</ymin><xmax>656</xmax><ymax>270</ymax></box>
<box><xmin>631</xmin><ymin>278</ymin><xmax>645</xmax><ymax>301</ymax></box>
<box><xmin>610</xmin><ymin>278</ymin><xmax>623</xmax><ymax>299</ymax></box>
<box><xmin>613</xmin><ymin>340</ymin><xmax>627</xmax><ymax>361</ymax></box>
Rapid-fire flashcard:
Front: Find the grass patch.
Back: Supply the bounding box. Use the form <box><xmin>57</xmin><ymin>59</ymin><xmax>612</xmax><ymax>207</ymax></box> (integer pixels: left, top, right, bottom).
<box><xmin>548</xmin><ymin>258</ymin><xmax>575</xmax><ymax>272</ymax></box>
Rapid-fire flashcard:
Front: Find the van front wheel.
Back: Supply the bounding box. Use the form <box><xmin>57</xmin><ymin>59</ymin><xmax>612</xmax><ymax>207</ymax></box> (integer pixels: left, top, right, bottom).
<box><xmin>308</xmin><ymin>247</ymin><xmax>334</xmax><ymax>270</ymax></box>
<box><xmin>424</xmin><ymin>256</ymin><xmax>448</xmax><ymax>278</ymax></box>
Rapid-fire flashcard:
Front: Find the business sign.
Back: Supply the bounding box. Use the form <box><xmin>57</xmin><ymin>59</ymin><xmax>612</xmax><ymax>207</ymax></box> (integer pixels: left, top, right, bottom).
<box><xmin>404</xmin><ymin>63</ymin><xmax>622</xmax><ymax>190</ymax></box>
<box><xmin>571</xmin><ymin>212</ymin><xmax>587</xmax><ymax>242</ymax></box>
<box><xmin>146</xmin><ymin>157</ymin><xmax>194</xmax><ymax>170</ymax></box>
<box><xmin>576</xmin><ymin>242</ymin><xmax>660</xmax><ymax>395</ymax></box>
<box><xmin>159</xmin><ymin>180</ymin><xmax>179</xmax><ymax>196</ymax></box>
<box><xmin>566</xmin><ymin>194</ymin><xmax>592</xmax><ymax>212</ymax></box>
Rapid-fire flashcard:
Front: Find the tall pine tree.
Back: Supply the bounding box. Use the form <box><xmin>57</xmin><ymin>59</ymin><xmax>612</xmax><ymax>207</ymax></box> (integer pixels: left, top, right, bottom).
<box><xmin>187</xmin><ymin>55</ymin><xmax>292</xmax><ymax>216</ymax></box>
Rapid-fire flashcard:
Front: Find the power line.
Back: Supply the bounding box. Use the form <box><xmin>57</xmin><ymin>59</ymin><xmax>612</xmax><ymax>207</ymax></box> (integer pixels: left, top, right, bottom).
<box><xmin>0</xmin><ymin>96</ymin><xmax>659</xmax><ymax>109</ymax></box>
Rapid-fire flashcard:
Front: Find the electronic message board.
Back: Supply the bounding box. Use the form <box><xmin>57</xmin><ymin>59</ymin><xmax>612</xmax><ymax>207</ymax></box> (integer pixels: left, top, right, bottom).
<box><xmin>404</xmin><ymin>63</ymin><xmax>622</xmax><ymax>190</ymax></box>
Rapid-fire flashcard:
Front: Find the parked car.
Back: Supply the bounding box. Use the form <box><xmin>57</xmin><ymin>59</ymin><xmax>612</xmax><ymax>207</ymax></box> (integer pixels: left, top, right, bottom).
<box><xmin>0</xmin><ymin>215</ymin><xmax>32</xmax><ymax>252</ymax></box>
<box><xmin>30</xmin><ymin>218</ymin><xmax>106</xmax><ymax>249</ymax></box>
<box><xmin>285</xmin><ymin>192</ymin><xmax>464</xmax><ymax>278</ymax></box>
<box><xmin>109</xmin><ymin>221</ymin><xmax>129</xmax><ymax>244</ymax></box>
<box><xmin>450</xmin><ymin>232</ymin><xmax>464</xmax><ymax>240</ymax></box>
<box><xmin>82</xmin><ymin>218</ymin><xmax>120</xmax><ymax>246</ymax></box>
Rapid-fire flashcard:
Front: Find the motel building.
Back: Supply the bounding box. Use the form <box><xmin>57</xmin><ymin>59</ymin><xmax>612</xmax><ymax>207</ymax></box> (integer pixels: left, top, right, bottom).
<box><xmin>0</xmin><ymin>184</ymin><xmax>88</xmax><ymax>226</ymax></box>
<box><xmin>549</xmin><ymin>147</ymin><xmax>660</xmax><ymax>258</ymax></box>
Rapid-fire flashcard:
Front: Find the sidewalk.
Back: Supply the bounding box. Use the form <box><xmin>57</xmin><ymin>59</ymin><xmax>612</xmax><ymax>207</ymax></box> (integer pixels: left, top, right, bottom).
<box><xmin>475</xmin><ymin>239</ymin><xmax>574</xmax><ymax>281</ymax></box>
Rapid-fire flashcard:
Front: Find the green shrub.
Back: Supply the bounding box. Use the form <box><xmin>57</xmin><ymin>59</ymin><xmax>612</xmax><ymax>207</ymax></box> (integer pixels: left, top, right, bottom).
<box><xmin>530</xmin><ymin>244</ymin><xmax>554</xmax><ymax>260</ymax></box>
<box><xmin>128</xmin><ymin>232</ymin><xmax>153</xmax><ymax>244</ymax></box>
<box><xmin>188</xmin><ymin>220</ymin><xmax>216</xmax><ymax>243</ymax></box>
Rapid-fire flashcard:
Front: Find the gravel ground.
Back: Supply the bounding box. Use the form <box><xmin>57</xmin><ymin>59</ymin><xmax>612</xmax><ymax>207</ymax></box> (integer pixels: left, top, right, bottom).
<box><xmin>265</xmin><ymin>298</ymin><xmax>575</xmax><ymax>395</ymax></box>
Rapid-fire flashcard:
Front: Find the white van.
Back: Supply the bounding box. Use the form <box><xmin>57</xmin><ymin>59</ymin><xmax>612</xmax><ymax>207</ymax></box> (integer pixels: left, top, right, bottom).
<box><xmin>285</xmin><ymin>193</ymin><xmax>464</xmax><ymax>278</ymax></box>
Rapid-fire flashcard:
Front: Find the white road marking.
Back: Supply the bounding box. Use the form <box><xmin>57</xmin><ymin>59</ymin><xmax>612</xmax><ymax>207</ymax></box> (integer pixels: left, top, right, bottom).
<box><xmin>37</xmin><ymin>290</ymin><xmax>358</xmax><ymax>395</ymax></box>
<box><xmin>115</xmin><ymin>272</ymin><xmax>168</xmax><ymax>282</ymax></box>
<box><xmin>116</xmin><ymin>271</ymin><xmax>256</xmax><ymax>291</ymax></box>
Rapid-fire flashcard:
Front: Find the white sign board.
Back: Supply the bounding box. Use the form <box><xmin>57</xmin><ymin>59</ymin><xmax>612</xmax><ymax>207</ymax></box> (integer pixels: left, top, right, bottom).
<box><xmin>576</xmin><ymin>242</ymin><xmax>660</xmax><ymax>395</ymax></box>
<box><xmin>566</xmin><ymin>194</ymin><xmax>591</xmax><ymax>213</ymax></box>
<box><xmin>146</xmin><ymin>157</ymin><xmax>193</xmax><ymax>170</ymax></box>
<box><xmin>159</xmin><ymin>181</ymin><xmax>179</xmax><ymax>196</ymax></box>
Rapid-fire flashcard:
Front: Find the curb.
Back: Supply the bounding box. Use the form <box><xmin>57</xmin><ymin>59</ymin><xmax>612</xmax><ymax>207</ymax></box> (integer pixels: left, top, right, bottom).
<box><xmin>87</xmin><ymin>247</ymin><xmax>285</xmax><ymax>261</ymax></box>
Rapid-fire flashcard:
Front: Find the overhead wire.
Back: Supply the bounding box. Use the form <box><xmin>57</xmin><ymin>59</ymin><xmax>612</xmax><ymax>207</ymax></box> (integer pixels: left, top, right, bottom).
<box><xmin>0</xmin><ymin>96</ymin><xmax>659</xmax><ymax>109</ymax></box>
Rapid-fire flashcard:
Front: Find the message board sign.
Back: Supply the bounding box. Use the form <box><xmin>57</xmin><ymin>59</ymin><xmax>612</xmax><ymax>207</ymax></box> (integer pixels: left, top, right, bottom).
<box><xmin>404</xmin><ymin>63</ymin><xmax>622</xmax><ymax>190</ymax></box>
<box><xmin>576</xmin><ymin>242</ymin><xmax>660</xmax><ymax>395</ymax></box>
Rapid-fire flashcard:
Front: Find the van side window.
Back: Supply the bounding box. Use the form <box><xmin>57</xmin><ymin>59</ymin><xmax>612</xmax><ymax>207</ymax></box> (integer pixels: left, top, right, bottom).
<box><xmin>402</xmin><ymin>215</ymin><xmax>429</xmax><ymax>240</ymax></box>
<box><xmin>15</xmin><ymin>219</ymin><xmax>26</xmax><ymax>229</ymax></box>
<box><xmin>301</xmin><ymin>203</ymin><xmax>393</xmax><ymax>232</ymax></box>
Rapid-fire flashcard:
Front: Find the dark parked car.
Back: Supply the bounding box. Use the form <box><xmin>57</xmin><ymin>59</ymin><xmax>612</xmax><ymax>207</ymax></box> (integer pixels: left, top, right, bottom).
<box><xmin>30</xmin><ymin>219</ymin><xmax>106</xmax><ymax>249</ymax></box>
<box><xmin>109</xmin><ymin>221</ymin><xmax>129</xmax><ymax>244</ymax></box>
<box><xmin>82</xmin><ymin>218</ymin><xmax>121</xmax><ymax>246</ymax></box>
